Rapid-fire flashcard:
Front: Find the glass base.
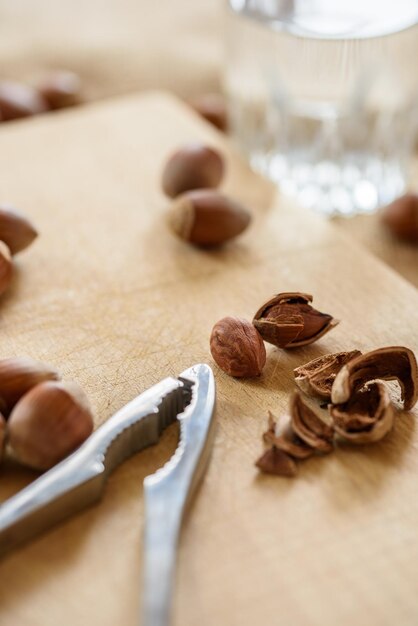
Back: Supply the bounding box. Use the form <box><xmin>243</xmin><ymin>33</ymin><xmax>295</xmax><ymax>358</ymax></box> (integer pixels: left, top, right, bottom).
<box><xmin>251</xmin><ymin>152</ymin><xmax>406</xmax><ymax>217</ymax></box>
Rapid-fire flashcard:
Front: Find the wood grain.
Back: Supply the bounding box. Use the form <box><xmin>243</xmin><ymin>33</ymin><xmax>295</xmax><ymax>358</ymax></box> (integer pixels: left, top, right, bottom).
<box><xmin>0</xmin><ymin>93</ymin><xmax>417</xmax><ymax>626</ymax></box>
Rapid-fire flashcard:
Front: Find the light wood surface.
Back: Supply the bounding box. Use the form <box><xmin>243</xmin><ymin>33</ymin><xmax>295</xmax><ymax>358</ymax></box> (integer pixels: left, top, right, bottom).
<box><xmin>0</xmin><ymin>93</ymin><xmax>417</xmax><ymax>626</ymax></box>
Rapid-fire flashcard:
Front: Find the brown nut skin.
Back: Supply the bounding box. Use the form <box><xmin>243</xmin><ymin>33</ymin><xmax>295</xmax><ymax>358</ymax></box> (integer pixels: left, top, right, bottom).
<box><xmin>162</xmin><ymin>144</ymin><xmax>224</xmax><ymax>198</ymax></box>
<box><xmin>294</xmin><ymin>350</ymin><xmax>362</xmax><ymax>401</ymax></box>
<box><xmin>38</xmin><ymin>70</ymin><xmax>82</xmax><ymax>110</ymax></box>
<box><xmin>331</xmin><ymin>346</ymin><xmax>417</xmax><ymax>411</ymax></box>
<box><xmin>381</xmin><ymin>194</ymin><xmax>418</xmax><ymax>244</ymax></box>
<box><xmin>188</xmin><ymin>93</ymin><xmax>228</xmax><ymax>132</ymax></box>
<box><xmin>0</xmin><ymin>81</ymin><xmax>48</xmax><ymax>121</ymax></box>
<box><xmin>168</xmin><ymin>190</ymin><xmax>251</xmax><ymax>246</ymax></box>
<box><xmin>253</xmin><ymin>292</ymin><xmax>339</xmax><ymax>349</ymax></box>
<box><xmin>0</xmin><ymin>205</ymin><xmax>38</xmax><ymax>254</ymax></box>
<box><xmin>210</xmin><ymin>316</ymin><xmax>266</xmax><ymax>378</ymax></box>
<box><xmin>0</xmin><ymin>414</ymin><xmax>5</xmax><ymax>463</ymax></box>
<box><xmin>330</xmin><ymin>382</ymin><xmax>394</xmax><ymax>445</ymax></box>
<box><xmin>7</xmin><ymin>380</ymin><xmax>94</xmax><ymax>471</ymax></box>
<box><xmin>0</xmin><ymin>357</ymin><xmax>60</xmax><ymax>416</ymax></box>
<box><xmin>0</xmin><ymin>241</ymin><xmax>13</xmax><ymax>297</ymax></box>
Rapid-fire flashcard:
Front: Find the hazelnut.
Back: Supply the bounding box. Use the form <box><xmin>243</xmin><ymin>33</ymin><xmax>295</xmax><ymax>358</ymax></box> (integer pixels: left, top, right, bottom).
<box><xmin>168</xmin><ymin>189</ymin><xmax>251</xmax><ymax>246</ymax></box>
<box><xmin>0</xmin><ymin>204</ymin><xmax>38</xmax><ymax>254</ymax></box>
<box><xmin>381</xmin><ymin>194</ymin><xmax>418</xmax><ymax>244</ymax></box>
<box><xmin>0</xmin><ymin>80</ymin><xmax>47</xmax><ymax>121</ymax></box>
<box><xmin>38</xmin><ymin>70</ymin><xmax>82</xmax><ymax>110</ymax></box>
<box><xmin>0</xmin><ymin>356</ymin><xmax>60</xmax><ymax>416</ymax></box>
<box><xmin>188</xmin><ymin>93</ymin><xmax>228</xmax><ymax>132</ymax></box>
<box><xmin>253</xmin><ymin>292</ymin><xmax>338</xmax><ymax>349</ymax></box>
<box><xmin>0</xmin><ymin>414</ymin><xmax>5</xmax><ymax>463</ymax></box>
<box><xmin>7</xmin><ymin>380</ymin><xmax>94</xmax><ymax>470</ymax></box>
<box><xmin>162</xmin><ymin>144</ymin><xmax>224</xmax><ymax>198</ymax></box>
<box><xmin>210</xmin><ymin>316</ymin><xmax>266</xmax><ymax>377</ymax></box>
<box><xmin>0</xmin><ymin>241</ymin><xmax>13</xmax><ymax>296</ymax></box>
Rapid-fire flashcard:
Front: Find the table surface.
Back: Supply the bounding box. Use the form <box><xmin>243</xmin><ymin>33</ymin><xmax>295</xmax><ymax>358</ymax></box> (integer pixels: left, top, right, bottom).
<box><xmin>0</xmin><ymin>92</ymin><xmax>417</xmax><ymax>626</ymax></box>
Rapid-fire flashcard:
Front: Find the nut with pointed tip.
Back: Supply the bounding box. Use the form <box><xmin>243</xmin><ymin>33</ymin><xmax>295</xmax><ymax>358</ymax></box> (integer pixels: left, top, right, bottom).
<box><xmin>253</xmin><ymin>292</ymin><xmax>339</xmax><ymax>349</ymax></box>
<box><xmin>0</xmin><ymin>204</ymin><xmax>38</xmax><ymax>254</ymax></box>
<box><xmin>0</xmin><ymin>80</ymin><xmax>47</xmax><ymax>121</ymax></box>
<box><xmin>0</xmin><ymin>357</ymin><xmax>60</xmax><ymax>416</ymax></box>
<box><xmin>381</xmin><ymin>193</ymin><xmax>418</xmax><ymax>244</ymax></box>
<box><xmin>0</xmin><ymin>241</ymin><xmax>13</xmax><ymax>296</ymax></box>
<box><xmin>331</xmin><ymin>347</ymin><xmax>417</xmax><ymax>411</ymax></box>
<box><xmin>38</xmin><ymin>70</ymin><xmax>82</xmax><ymax>110</ymax></box>
<box><xmin>330</xmin><ymin>382</ymin><xmax>394</xmax><ymax>445</ymax></box>
<box><xmin>168</xmin><ymin>190</ymin><xmax>251</xmax><ymax>246</ymax></box>
<box><xmin>255</xmin><ymin>446</ymin><xmax>297</xmax><ymax>477</ymax></box>
<box><xmin>7</xmin><ymin>380</ymin><xmax>94</xmax><ymax>471</ymax></box>
<box><xmin>294</xmin><ymin>350</ymin><xmax>362</xmax><ymax>401</ymax></box>
<box><xmin>162</xmin><ymin>144</ymin><xmax>224</xmax><ymax>198</ymax></box>
<box><xmin>0</xmin><ymin>414</ymin><xmax>5</xmax><ymax>463</ymax></box>
<box><xmin>210</xmin><ymin>316</ymin><xmax>266</xmax><ymax>378</ymax></box>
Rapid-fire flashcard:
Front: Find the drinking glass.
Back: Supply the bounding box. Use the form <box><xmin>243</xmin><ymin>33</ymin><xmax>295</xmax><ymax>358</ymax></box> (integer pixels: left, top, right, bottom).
<box><xmin>225</xmin><ymin>0</ymin><xmax>418</xmax><ymax>216</ymax></box>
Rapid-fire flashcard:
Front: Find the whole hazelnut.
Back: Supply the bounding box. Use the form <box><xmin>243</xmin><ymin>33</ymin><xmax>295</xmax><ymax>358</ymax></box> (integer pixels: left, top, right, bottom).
<box><xmin>0</xmin><ymin>81</ymin><xmax>47</xmax><ymax>121</ymax></box>
<box><xmin>38</xmin><ymin>70</ymin><xmax>82</xmax><ymax>110</ymax></box>
<box><xmin>188</xmin><ymin>93</ymin><xmax>228</xmax><ymax>132</ymax></box>
<box><xmin>7</xmin><ymin>380</ymin><xmax>94</xmax><ymax>470</ymax></box>
<box><xmin>381</xmin><ymin>193</ymin><xmax>418</xmax><ymax>244</ymax></box>
<box><xmin>168</xmin><ymin>189</ymin><xmax>251</xmax><ymax>246</ymax></box>
<box><xmin>0</xmin><ymin>204</ymin><xmax>38</xmax><ymax>254</ymax></box>
<box><xmin>162</xmin><ymin>144</ymin><xmax>224</xmax><ymax>198</ymax></box>
<box><xmin>0</xmin><ymin>241</ymin><xmax>13</xmax><ymax>297</ymax></box>
<box><xmin>0</xmin><ymin>357</ymin><xmax>60</xmax><ymax>415</ymax></box>
<box><xmin>210</xmin><ymin>316</ymin><xmax>266</xmax><ymax>377</ymax></box>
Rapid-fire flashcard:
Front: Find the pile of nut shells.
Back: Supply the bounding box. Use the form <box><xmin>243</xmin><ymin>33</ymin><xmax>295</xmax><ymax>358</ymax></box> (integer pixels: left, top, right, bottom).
<box><xmin>256</xmin><ymin>346</ymin><xmax>418</xmax><ymax>476</ymax></box>
<box><xmin>210</xmin><ymin>292</ymin><xmax>338</xmax><ymax>378</ymax></box>
<box><xmin>0</xmin><ymin>204</ymin><xmax>38</xmax><ymax>295</ymax></box>
<box><xmin>162</xmin><ymin>142</ymin><xmax>251</xmax><ymax>246</ymax></box>
<box><xmin>0</xmin><ymin>357</ymin><xmax>93</xmax><ymax>471</ymax></box>
<box><xmin>0</xmin><ymin>71</ymin><xmax>82</xmax><ymax>123</ymax></box>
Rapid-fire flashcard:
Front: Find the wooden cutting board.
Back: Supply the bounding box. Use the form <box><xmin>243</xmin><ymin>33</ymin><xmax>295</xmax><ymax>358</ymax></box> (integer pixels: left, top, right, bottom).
<box><xmin>0</xmin><ymin>92</ymin><xmax>417</xmax><ymax>626</ymax></box>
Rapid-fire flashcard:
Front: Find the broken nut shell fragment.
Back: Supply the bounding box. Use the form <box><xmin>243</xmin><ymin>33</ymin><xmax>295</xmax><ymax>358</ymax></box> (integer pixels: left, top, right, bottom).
<box><xmin>263</xmin><ymin>411</ymin><xmax>314</xmax><ymax>459</ymax></box>
<box><xmin>294</xmin><ymin>350</ymin><xmax>362</xmax><ymax>401</ymax></box>
<box><xmin>331</xmin><ymin>346</ymin><xmax>418</xmax><ymax>411</ymax></box>
<box><xmin>330</xmin><ymin>382</ymin><xmax>394</xmax><ymax>445</ymax></box>
<box><xmin>253</xmin><ymin>292</ymin><xmax>338</xmax><ymax>349</ymax></box>
<box><xmin>290</xmin><ymin>392</ymin><xmax>334</xmax><ymax>453</ymax></box>
<box><xmin>255</xmin><ymin>446</ymin><xmax>297</xmax><ymax>477</ymax></box>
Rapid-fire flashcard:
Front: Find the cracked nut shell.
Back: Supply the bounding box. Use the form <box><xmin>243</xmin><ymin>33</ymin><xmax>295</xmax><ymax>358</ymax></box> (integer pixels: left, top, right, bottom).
<box><xmin>168</xmin><ymin>190</ymin><xmax>251</xmax><ymax>246</ymax></box>
<box><xmin>330</xmin><ymin>382</ymin><xmax>394</xmax><ymax>444</ymax></box>
<box><xmin>263</xmin><ymin>411</ymin><xmax>314</xmax><ymax>459</ymax></box>
<box><xmin>381</xmin><ymin>194</ymin><xmax>418</xmax><ymax>244</ymax></box>
<box><xmin>331</xmin><ymin>346</ymin><xmax>417</xmax><ymax>411</ymax></box>
<box><xmin>255</xmin><ymin>446</ymin><xmax>297</xmax><ymax>477</ymax></box>
<box><xmin>290</xmin><ymin>392</ymin><xmax>334</xmax><ymax>453</ymax></box>
<box><xmin>0</xmin><ymin>357</ymin><xmax>60</xmax><ymax>416</ymax></box>
<box><xmin>7</xmin><ymin>380</ymin><xmax>94</xmax><ymax>470</ymax></box>
<box><xmin>162</xmin><ymin>144</ymin><xmax>224</xmax><ymax>198</ymax></box>
<box><xmin>210</xmin><ymin>316</ymin><xmax>266</xmax><ymax>378</ymax></box>
<box><xmin>0</xmin><ymin>204</ymin><xmax>38</xmax><ymax>254</ymax></box>
<box><xmin>294</xmin><ymin>350</ymin><xmax>362</xmax><ymax>400</ymax></box>
<box><xmin>253</xmin><ymin>292</ymin><xmax>338</xmax><ymax>349</ymax></box>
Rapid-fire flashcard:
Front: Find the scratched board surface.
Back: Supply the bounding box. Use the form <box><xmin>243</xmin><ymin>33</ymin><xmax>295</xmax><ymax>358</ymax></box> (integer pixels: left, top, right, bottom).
<box><xmin>0</xmin><ymin>93</ymin><xmax>417</xmax><ymax>626</ymax></box>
